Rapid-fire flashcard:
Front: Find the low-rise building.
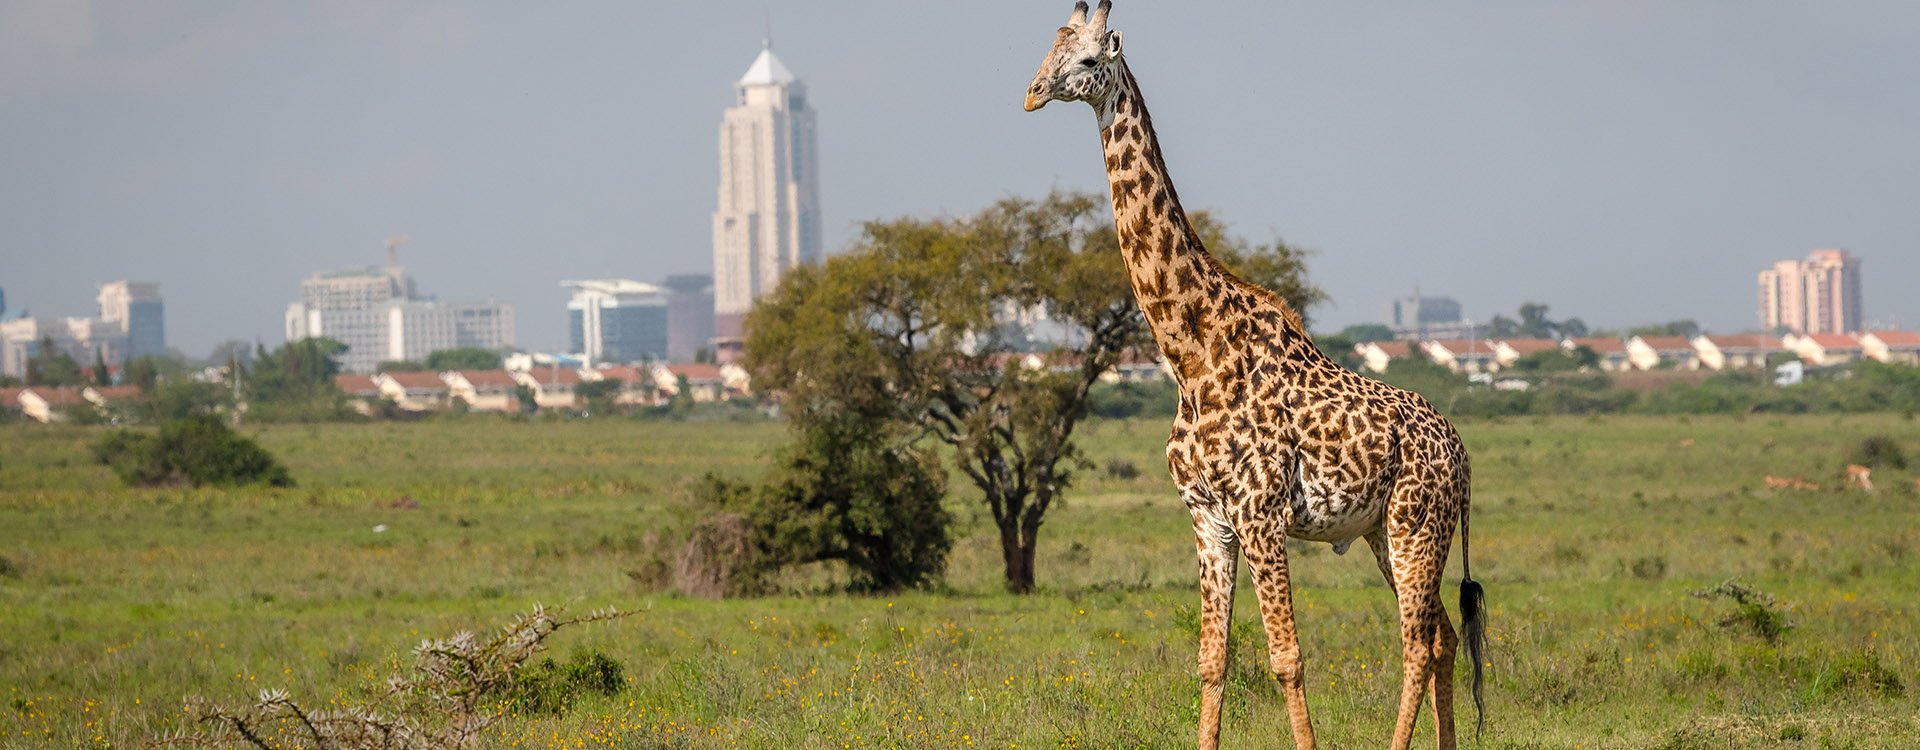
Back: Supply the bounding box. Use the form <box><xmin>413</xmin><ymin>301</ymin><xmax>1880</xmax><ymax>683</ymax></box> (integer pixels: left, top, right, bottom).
<box><xmin>656</xmin><ymin>363</ymin><xmax>729</xmax><ymax>403</ymax></box>
<box><xmin>444</xmin><ymin>370</ymin><xmax>520</xmax><ymax>412</ymax></box>
<box><xmin>1691</xmin><ymin>334</ymin><xmax>1780</xmax><ymax>370</ymax></box>
<box><xmin>1860</xmin><ymin>331</ymin><xmax>1920</xmax><ymax>365</ymax></box>
<box><xmin>515</xmin><ymin>366</ymin><xmax>582</xmax><ymax>410</ymax></box>
<box><xmin>1491</xmin><ymin>338</ymin><xmax>1561</xmax><ymax>369</ymax></box>
<box><xmin>1792</xmin><ymin>333</ymin><xmax>1864</xmax><ymax>366</ymax></box>
<box><xmin>1626</xmin><ymin>336</ymin><xmax>1699</xmax><ymax>371</ymax></box>
<box><xmin>373</xmin><ymin>371</ymin><xmax>449</xmax><ymax>411</ymax></box>
<box><xmin>1354</xmin><ymin>340</ymin><xmax>1414</xmax><ymax>374</ymax></box>
<box><xmin>1420</xmin><ymin>339</ymin><xmax>1499</xmax><ymax>374</ymax></box>
<box><xmin>1562</xmin><ymin>338</ymin><xmax>1632</xmax><ymax>372</ymax></box>
<box><xmin>586</xmin><ymin>365</ymin><xmax>663</xmax><ymax>406</ymax></box>
<box><xmin>19</xmin><ymin>386</ymin><xmax>86</xmax><ymax>423</ymax></box>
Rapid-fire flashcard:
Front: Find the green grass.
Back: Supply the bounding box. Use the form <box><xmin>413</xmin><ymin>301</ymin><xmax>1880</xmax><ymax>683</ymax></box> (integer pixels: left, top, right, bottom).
<box><xmin>2</xmin><ymin>414</ymin><xmax>1918</xmax><ymax>748</ymax></box>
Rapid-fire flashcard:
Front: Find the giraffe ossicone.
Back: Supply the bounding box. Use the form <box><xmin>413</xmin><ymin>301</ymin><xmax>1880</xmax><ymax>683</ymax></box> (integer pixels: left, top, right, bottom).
<box><xmin>1024</xmin><ymin>3</ymin><xmax>1488</xmax><ymax>749</ymax></box>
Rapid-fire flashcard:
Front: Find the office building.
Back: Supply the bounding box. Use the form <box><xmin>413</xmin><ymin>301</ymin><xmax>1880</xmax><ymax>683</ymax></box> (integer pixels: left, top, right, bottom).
<box><xmin>662</xmin><ymin>274</ymin><xmax>716</xmax><ymax>362</ymax></box>
<box><xmin>1758</xmin><ymin>248</ymin><xmax>1863</xmax><ymax>335</ymax></box>
<box><xmin>286</xmin><ymin>253</ymin><xmax>512</xmax><ymax>373</ymax></box>
<box><xmin>564</xmin><ymin>279</ymin><xmax>669</xmax><ymax>365</ymax></box>
<box><xmin>712</xmin><ymin>39</ymin><xmax>821</xmax><ymax>338</ymax></box>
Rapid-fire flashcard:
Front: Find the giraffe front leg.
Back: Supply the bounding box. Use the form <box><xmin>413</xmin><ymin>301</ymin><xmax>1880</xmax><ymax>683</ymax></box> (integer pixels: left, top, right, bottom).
<box><xmin>1243</xmin><ymin>534</ymin><xmax>1316</xmax><ymax>750</ymax></box>
<box><xmin>1189</xmin><ymin>505</ymin><xmax>1238</xmax><ymax>750</ymax></box>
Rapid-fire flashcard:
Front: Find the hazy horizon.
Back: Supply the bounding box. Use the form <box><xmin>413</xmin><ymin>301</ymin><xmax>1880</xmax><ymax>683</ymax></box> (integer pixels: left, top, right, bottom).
<box><xmin>4</xmin><ymin>1</ymin><xmax>1915</xmax><ymax>357</ymax></box>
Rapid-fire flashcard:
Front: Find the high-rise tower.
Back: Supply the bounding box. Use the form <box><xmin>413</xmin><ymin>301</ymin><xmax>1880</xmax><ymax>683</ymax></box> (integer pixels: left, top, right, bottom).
<box><xmin>711</xmin><ymin>38</ymin><xmax>821</xmax><ymax>339</ymax></box>
<box><xmin>1758</xmin><ymin>248</ymin><xmax>1863</xmax><ymax>335</ymax></box>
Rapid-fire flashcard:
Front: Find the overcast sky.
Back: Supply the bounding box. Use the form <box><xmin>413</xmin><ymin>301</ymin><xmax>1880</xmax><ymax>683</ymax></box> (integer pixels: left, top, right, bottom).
<box><xmin>3</xmin><ymin>1</ymin><xmax>1915</xmax><ymax>357</ymax></box>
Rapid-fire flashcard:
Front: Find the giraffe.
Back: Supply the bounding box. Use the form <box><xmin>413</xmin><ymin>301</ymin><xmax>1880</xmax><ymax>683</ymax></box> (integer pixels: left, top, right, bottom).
<box><xmin>1023</xmin><ymin>4</ymin><xmax>1486</xmax><ymax>749</ymax></box>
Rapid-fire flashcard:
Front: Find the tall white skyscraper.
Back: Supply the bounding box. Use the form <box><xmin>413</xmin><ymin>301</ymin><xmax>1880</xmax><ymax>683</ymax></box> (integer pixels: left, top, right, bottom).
<box><xmin>712</xmin><ymin>39</ymin><xmax>821</xmax><ymax>338</ymax></box>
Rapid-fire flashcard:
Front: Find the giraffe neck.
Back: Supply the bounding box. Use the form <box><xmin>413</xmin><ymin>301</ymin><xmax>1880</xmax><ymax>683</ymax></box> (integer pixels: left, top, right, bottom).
<box><xmin>1098</xmin><ymin>62</ymin><xmax>1304</xmax><ymax>380</ymax></box>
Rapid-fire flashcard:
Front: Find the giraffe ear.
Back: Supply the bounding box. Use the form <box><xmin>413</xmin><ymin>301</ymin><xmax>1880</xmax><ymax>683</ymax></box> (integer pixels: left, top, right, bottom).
<box><xmin>1105</xmin><ymin>31</ymin><xmax>1123</xmax><ymax>57</ymax></box>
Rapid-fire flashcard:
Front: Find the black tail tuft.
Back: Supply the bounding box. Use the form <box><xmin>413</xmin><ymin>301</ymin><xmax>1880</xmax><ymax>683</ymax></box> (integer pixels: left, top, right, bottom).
<box><xmin>1459</xmin><ymin>577</ymin><xmax>1488</xmax><ymax>740</ymax></box>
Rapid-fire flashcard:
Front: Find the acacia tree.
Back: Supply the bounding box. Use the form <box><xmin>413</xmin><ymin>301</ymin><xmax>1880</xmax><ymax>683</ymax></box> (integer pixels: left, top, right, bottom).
<box><xmin>747</xmin><ymin>191</ymin><xmax>1320</xmax><ymax>593</ymax></box>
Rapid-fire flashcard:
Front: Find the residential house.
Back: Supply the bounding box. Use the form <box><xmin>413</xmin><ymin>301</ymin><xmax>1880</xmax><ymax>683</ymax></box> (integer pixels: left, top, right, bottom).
<box><xmin>719</xmin><ymin>363</ymin><xmax>753</xmax><ymax>399</ymax></box>
<box><xmin>514</xmin><ymin>366</ymin><xmax>582</xmax><ymax>410</ymax></box>
<box><xmin>444</xmin><ymin>370</ymin><xmax>520</xmax><ymax>412</ymax></box>
<box><xmin>1491</xmin><ymin>338</ymin><xmax>1561</xmax><ymax>369</ymax></box>
<box><xmin>374</xmin><ymin>371</ymin><xmax>449</xmax><ymax>411</ymax></box>
<box><xmin>1420</xmin><ymin>339</ymin><xmax>1499</xmax><ymax>374</ymax></box>
<box><xmin>1692</xmin><ymin>334</ymin><xmax>1780</xmax><ymax>370</ymax></box>
<box><xmin>1561</xmin><ymin>338</ymin><xmax>1632</xmax><ymax>372</ymax></box>
<box><xmin>1792</xmin><ymin>333</ymin><xmax>1864</xmax><ymax>366</ymax></box>
<box><xmin>1860</xmin><ymin>331</ymin><xmax>1920</xmax><ymax>365</ymax></box>
<box><xmin>83</xmin><ymin>385</ymin><xmax>145</xmax><ymax>416</ymax></box>
<box><xmin>334</xmin><ymin>374</ymin><xmax>381</xmax><ymax>399</ymax></box>
<box><xmin>584</xmin><ymin>366</ymin><xmax>661</xmax><ymax>407</ymax></box>
<box><xmin>19</xmin><ymin>386</ymin><xmax>86</xmax><ymax>423</ymax></box>
<box><xmin>1354</xmin><ymin>340</ymin><xmax>1414</xmax><ymax>374</ymax></box>
<box><xmin>1626</xmin><ymin>336</ymin><xmax>1699</xmax><ymax>370</ymax></box>
<box><xmin>655</xmin><ymin>363</ymin><xmax>728</xmax><ymax>403</ymax></box>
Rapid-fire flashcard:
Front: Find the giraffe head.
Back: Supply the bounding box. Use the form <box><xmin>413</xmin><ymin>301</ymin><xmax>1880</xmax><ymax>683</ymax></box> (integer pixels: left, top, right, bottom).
<box><xmin>1024</xmin><ymin>1</ymin><xmax>1125</xmax><ymax>128</ymax></box>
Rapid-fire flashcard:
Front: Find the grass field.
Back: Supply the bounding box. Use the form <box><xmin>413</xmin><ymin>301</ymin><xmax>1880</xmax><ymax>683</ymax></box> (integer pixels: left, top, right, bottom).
<box><xmin>2</xmin><ymin>414</ymin><xmax>1918</xmax><ymax>748</ymax></box>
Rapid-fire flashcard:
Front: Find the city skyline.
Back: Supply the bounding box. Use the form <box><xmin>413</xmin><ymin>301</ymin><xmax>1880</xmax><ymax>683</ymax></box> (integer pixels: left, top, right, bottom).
<box><xmin>3</xmin><ymin>2</ymin><xmax>1916</xmax><ymax>354</ymax></box>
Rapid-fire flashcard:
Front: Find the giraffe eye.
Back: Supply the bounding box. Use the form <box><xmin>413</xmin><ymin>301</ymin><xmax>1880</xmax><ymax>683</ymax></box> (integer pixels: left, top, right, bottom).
<box><xmin>1078</xmin><ymin>58</ymin><xmax>1097</xmax><ymax>67</ymax></box>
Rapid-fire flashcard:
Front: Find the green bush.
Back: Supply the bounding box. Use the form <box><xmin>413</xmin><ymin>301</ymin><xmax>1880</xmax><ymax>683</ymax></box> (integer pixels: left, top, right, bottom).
<box><xmin>691</xmin><ymin>416</ymin><xmax>951</xmax><ymax>593</ymax></box>
<box><xmin>1848</xmin><ymin>435</ymin><xmax>1908</xmax><ymax>470</ymax></box>
<box><xmin>507</xmin><ymin>649</ymin><xmax>626</xmax><ymax>715</ymax></box>
<box><xmin>1690</xmin><ymin>579</ymin><xmax>1792</xmax><ymax>644</ymax></box>
<box><xmin>91</xmin><ymin>415</ymin><xmax>294</xmax><ymax>488</ymax></box>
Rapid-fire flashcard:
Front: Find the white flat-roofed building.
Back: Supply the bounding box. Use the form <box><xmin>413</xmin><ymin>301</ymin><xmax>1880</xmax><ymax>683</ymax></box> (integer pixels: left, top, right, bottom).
<box><xmin>564</xmin><ymin>279</ymin><xmax>668</xmax><ymax>365</ymax></box>
<box><xmin>286</xmin><ymin>252</ymin><xmax>512</xmax><ymax>372</ymax></box>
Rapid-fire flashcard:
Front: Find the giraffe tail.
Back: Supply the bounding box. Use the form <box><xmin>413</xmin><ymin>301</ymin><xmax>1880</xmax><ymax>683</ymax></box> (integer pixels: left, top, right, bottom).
<box><xmin>1459</xmin><ymin>501</ymin><xmax>1488</xmax><ymax>740</ymax></box>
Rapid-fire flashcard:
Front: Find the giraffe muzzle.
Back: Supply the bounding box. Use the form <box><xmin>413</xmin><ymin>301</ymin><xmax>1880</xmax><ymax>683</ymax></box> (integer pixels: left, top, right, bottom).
<box><xmin>1025</xmin><ymin>84</ymin><xmax>1051</xmax><ymax>112</ymax></box>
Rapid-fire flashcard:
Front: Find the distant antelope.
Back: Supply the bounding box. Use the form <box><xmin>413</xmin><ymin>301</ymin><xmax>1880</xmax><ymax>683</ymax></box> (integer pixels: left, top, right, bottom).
<box><xmin>1846</xmin><ymin>464</ymin><xmax>1874</xmax><ymax>492</ymax></box>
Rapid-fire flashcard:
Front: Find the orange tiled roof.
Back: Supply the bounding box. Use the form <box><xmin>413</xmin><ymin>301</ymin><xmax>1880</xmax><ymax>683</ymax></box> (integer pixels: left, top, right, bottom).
<box><xmin>1426</xmin><ymin>339</ymin><xmax>1496</xmax><ymax>355</ymax></box>
<box><xmin>1564</xmin><ymin>337</ymin><xmax>1628</xmax><ymax>354</ymax></box>
<box><xmin>1805</xmin><ymin>333</ymin><xmax>1861</xmax><ymax>350</ymax></box>
<box><xmin>455</xmin><ymin>369</ymin><xmax>518</xmax><ymax>388</ymax></box>
<box><xmin>1635</xmin><ymin>336</ymin><xmax>1694</xmax><ymax>352</ymax></box>
<box><xmin>25</xmin><ymin>386</ymin><xmax>86</xmax><ymax>405</ymax></box>
<box><xmin>1497</xmin><ymin>338</ymin><xmax>1560</xmax><ymax>356</ymax></box>
<box><xmin>1362</xmin><ymin>340</ymin><xmax>1413</xmax><ymax>357</ymax></box>
<box><xmin>522</xmin><ymin>367</ymin><xmax>582</xmax><ymax>385</ymax></box>
<box><xmin>334</xmin><ymin>374</ymin><xmax>379</xmax><ymax>394</ymax></box>
<box><xmin>1868</xmin><ymin>330</ymin><xmax>1920</xmax><ymax>346</ymax></box>
<box><xmin>382</xmin><ymin>371</ymin><xmax>449</xmax><ymax>390</ymax></box>
<box><xmin>665</xmin><ymin>363</ymin><xmax>724</xmax><ymax>381</ymax></box>
<box><xmin>1702</xmin><ymin>334</ymin><xmax>1779</xmax><ymax>350</ymax></box>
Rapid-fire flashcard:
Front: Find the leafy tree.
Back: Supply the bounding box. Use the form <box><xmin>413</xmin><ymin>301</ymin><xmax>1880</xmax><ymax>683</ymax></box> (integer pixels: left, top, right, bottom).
<box><xmin>1485</xmin><ymin>315</ymin><xmax>1518</xmax><ymax>339</ymax></box>
<box><xmin>145</xmin><ymin>378</ymin><xmax>229</xmax><ymax>421</ymax></box>
<box><xmin>427</xmin><ymin>347</ymin><xmax>502</xmax><ymax>371</ymax></box>
<box><xmin>26</xmin><ymin>336</ymin><xmax>84</xmax><ymax>386</ymax></box>
<box><xmin>513</xmin><ymin>384</ymin><xmax>539</xmax><ymax>414</ymax></box>
<box><xmin>377</xmin><ymin>360</ymin><xmax>429</xmax><ymax>372</ymax></box>
<box><xmin>747</xmin><ymin>191</ymin><xmax>1322</xmax><ymax>593</ymax></box>
<box><xmin>244</xmin><ymin>338</ymin><xmax>351</xmax><ymax>422</ymax></box>
<box><xmin>576</xmin><ymin>378</ymin><xmax>623</xmax><ymax>416</ymax></box>
<box><xmin>1627</xmin><ymin>319</ymin><xmax>1701</xmax><ymax>339</ymax></box>
<box><xmin>92</xmin><ymin>349</ymin><xmax>112</xmax><ymax>386</ymax></box>
<box><xmin>693</xmin><ymin>412</ymin><xmax>951</xmax><ymax>593</ymax></box>
<box><xmin>205</xmin><ymin>339</ymin><xmax>255</xmax><ymax>369</ymax></box>
<box><xmin>1337</xmin><ymin>323</ymin><xmax>1396</xmax><ymax>342</ymax></box>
